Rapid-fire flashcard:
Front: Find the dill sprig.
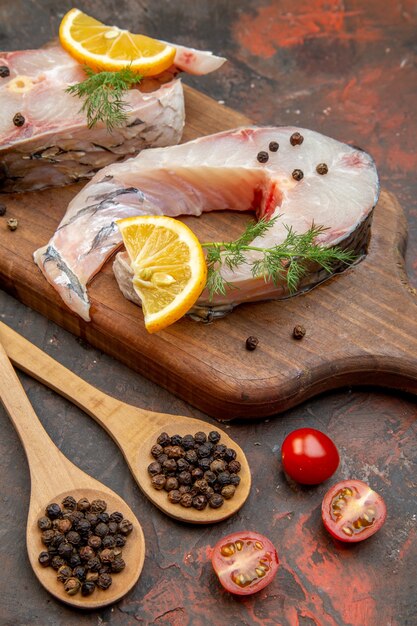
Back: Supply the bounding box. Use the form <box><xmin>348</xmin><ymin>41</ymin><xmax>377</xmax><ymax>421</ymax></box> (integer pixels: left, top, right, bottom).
<box><xmin>202</xmin><ymin>217</ymin><xmax>356</xmax><ymax>300</ymax></box>
<box><xmin>66</xmin><ymin>67</ymin><xmax>142</xmax><ymax>131</ymax></box>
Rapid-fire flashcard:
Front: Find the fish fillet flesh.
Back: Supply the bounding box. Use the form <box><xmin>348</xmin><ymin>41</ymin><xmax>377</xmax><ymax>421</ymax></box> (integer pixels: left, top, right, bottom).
<box><xmin>33</xmin><ymin>126</ymin><xmax>379</xmax><ymax>322</ymax></box>
<box><xmin>0</xmin><ymin>42</ymin><xmax>226</xmax><ymax>192</ymax></box>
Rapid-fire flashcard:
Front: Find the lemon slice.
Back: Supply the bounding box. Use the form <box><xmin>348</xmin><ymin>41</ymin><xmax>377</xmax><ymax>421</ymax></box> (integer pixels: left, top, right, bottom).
<box><xmin>59</xmin><ymin>9</ymin><xmax>176</xmax><ymax>76</ymax></box>
<box><xmin>117</xmin><ymin>216</ymin><xmax>207</xmax><ymax>333</ymax></box>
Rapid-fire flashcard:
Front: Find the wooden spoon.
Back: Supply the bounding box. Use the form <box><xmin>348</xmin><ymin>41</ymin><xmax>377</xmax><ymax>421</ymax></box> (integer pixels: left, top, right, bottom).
<box><xmin>0</xmin><ymin>338</ymin><xmax>145</xmax><ymax>609</ymax></box>
<box><xmin>0</xmin><ymin>322</ymin><xmax>251</xmax><ymax>523</ymax></box>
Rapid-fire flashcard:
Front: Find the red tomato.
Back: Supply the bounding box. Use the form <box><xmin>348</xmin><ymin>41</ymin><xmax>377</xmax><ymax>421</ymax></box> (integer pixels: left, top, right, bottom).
<box><xmin>322</xmin><ymin>479</ymin><xmax>387</xmax><ymax>542</ymax></box>
<box><xmin>281</xmin><ymin>428</ymin><xmax>339</xmax><ymax>484</ymax></box>
<box><xmin>211</xmin><ymin>531</ymin><xmax>279</xmax><ymax>595</ymax></box>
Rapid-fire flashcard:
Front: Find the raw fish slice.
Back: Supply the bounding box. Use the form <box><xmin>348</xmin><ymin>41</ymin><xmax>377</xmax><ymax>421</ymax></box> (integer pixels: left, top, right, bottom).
<box><xmin>0</xmin><ymin>39</ymin><xmax>226</xmax><ymax>192</ymax></box>
<box><xmin>34</xmin><ymin>127</ymin><xmax>379</xmax><ymax>322</ymax></box>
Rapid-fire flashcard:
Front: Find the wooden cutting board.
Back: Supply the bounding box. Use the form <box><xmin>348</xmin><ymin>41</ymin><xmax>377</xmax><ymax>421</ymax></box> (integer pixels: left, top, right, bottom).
<box><xmin>1</xmin><ymin>85</ymin><xmax>417</xmax><ymax>419</ymax></box>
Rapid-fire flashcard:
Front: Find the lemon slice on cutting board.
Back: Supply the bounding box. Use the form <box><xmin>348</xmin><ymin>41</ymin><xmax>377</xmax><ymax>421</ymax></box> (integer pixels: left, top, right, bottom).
<box><xmin>59</xmin><ymin>8</ymin><xmax>176</xmax><ymax>75</ymax></box>
<box><xmin>117</xmin><ymin>216</ymin><xmax>207</xmax><ymax>333</ymax></box>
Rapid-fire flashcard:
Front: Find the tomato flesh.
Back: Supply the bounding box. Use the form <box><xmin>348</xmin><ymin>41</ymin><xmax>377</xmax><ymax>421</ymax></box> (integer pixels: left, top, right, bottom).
<box><xmin>281</xmin><ymin>428</ymin><xmax>339</xmax><ymax>484</ymax></box>
<box><xmin>322</xmin><ymin>479</ymin><xmax>387</xmax><ymax>542</ymax></box>
<box><xmin>211</xmin><ymin>531</ymin><xmax>279</xmax><ymax>595</ymax></box>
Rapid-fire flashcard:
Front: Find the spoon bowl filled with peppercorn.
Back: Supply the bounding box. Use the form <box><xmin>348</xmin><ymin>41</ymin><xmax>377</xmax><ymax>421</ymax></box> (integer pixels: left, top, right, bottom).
<box><xmin>0</xmin><ymin>340</ymin><xmax>145</xmax><ymax>608</ymax></box>
<box><xmin>0</xmin><ymin>322</ymin><xmax>252</xmax><ymax>524</ymax></box>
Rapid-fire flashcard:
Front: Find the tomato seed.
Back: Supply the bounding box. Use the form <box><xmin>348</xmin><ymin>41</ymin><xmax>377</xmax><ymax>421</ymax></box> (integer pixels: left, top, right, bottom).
<box><xmin>342</xmin><ymin>526</ymin><xmax>353</xmax><ymax>536</ymax></box>
<box><xmin>236</xmin><ymin>541</ymin><xmax>243</xmax><ymax>551</ymax></box>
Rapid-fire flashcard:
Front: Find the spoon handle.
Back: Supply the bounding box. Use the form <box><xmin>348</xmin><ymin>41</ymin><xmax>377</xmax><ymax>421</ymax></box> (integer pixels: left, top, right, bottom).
<box><xmin>0</xmin><ymin>339</ymin><xmax>83</xmax><ymax>495</ymax></box>
<box><xmin>0</xmin><ymin>322</ymin><xmax>151</xmax><ymax>439</ymax></box>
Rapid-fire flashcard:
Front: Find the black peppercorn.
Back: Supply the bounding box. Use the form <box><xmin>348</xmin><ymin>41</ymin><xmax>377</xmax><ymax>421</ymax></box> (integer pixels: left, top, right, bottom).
<box><xmin>292</xmin><ymin>169</ymin><xmax>304</xmax><ymax>181</ymax></box>
<box><xmin>51</xmin><ymin>533</ymin><xmax>66</xmax><ymax>548</ymax></box>
<box><xmin>46</xmin><ymin>503</ymin><xmax>61</xmax><ymax>519</ymax></box>
<box><xmin>178</xmin><ymin>485</ymin><xmax>191</xmax><ymax>494</ymax></box>
<box><xmin>194</xmin><ymin>431</ymin><xmax>207</xmax><ymax>444</ymax></box>
<box><xmin>64</xmin><ymin>577</ymin><xmax>81</xmax><ymax>596</ymax></box>
<box><xmin>197</xmin><ymin>444</ymin><xmax>211</xmax><ymax>458</ymax></box>
<box><xmin>209</xmin><ymin>494</ymin><xmax>224</xmax><ymax>509</ymax></box>
<box><xmin>38</xmin><ymin>516</ymin><xmax>52</xmax><ymax>531</ymax></box>
<box><xmin>58</xmin><ymin>541</ymin><xmax>73</xmax><ymax>559</ymax></box>
<box><xmin>119</xmin><ymin>519</ymin><xmax>133</xmax><ymax>535</ymax></box>
<box><xmin>166</xmin><ymin>445</ymin><xmax>185</xmax><ymax>459</ymax></box>
<box><xmin>181</xmin><ymin>435</ymin><xmax>195</xmax><ymax>450</ymax></box>
<box><xmin>88</xmin><ymin>535</ymin><xmax>102</xmax><ymax>550</ymax></box>
<box><xmin>221</xmin><ymin>484</ymin><xmax>236</xmax><ymax>499</ymax></box>
<box><xmin>6</xmin><ymin>217</ymin><xmax>18</xmax><ymax>231</ymax></box>
<box><xmin>85</xmin><ymin>512</ymin><xmax>98</xmax><ymax>526</ymax></box>
<box><xmin>204</xmin><ymin>470</ymin><xmax>217</xmax><ymax>485</ymax></box>
<box><xmin>290</xmin><ymin>132</ymin><xmax>304</xmax><ymax>146</ymax></box>
<box><xmin>157</xmin><ymin>432</ymin><xmax>171</xmax><ymax>447</ymax></box>
<box><xmin>168</xmin><ymin>490</ymin><xmax>182</xmax><ymax>504</ymax></box>
<box><xmin>102</xmin><ymin>535</ymin><xmax>116</xmax><ymax>549</ymax></box>
<box><xmin>210</xmin><ymin>459</ymin><xmax>226</xmax><ymax>474</ymax></box>
<box><xmin>68</xmin><ymin>553</ymin><xmax>82</xmax><ymax>569</ymax></box>
<box><xmin>151</xmin><ymin>443</ymin><xmax>164</xmax><ymax>458</ymax></box>
<box><xmin>77</xmin><ymin>497</ymin><xmax>90</xmax><ymax>512</ymax></box>
<box><xmin>245</xmin><ymin>335</ymin><xmax>259</xmax><ymax>351</ymax></box>
<box><xmin>269</xmin><ymin>141</ymin><xmax>279</xmax><ymax>152</ymax></box>
<box><xmin>228</xmin><ymin>460</ymin><xmax>241</xmax><ymax>473</ymax></box>
<box><xmin>147</xmin><ymin>461</ymin><xmax>162</xmax><ymax>476</ymax></box>
<box><xmin>41</xmin><ymin>529</ymin><xmax>56</xmax><ymax>546</ymax></box>
<box><xmin>293</xmin><ymin>324</ymin><xmax>306</xmax><ymax>339</ymax></box>
<box><xmin>176</xmin><ymin>458</ymin><xmax>190</xmax><ymax>472</ymax></box>
<box><xmin>97</xmin><ymin>512</ymin><xmax>110</xmax><ymax>524</ymax></box>
<box><xmin>57</xmin><ymin>518</ymin><xmax>72</xmax><ymax>534</ymax></box>
<box><xmin>180</xmin><ymin>493</ymin><xmax>193</xmax><ymax>507</ymax></box>
<box><xmin>224</xmin><ymin>448</ymin><xmax>237</xmax><ymax>462</ymax></box>
<box><xmin>100</xmin><ymin>548</ymin><xmax>115</xmax><ymax>563</ymax></box>
<box><xmin>194</xmin><ymin>479</ymin><xmax>210</xmax><ymax>494</ymax></box>
<box><xmin>0</xmin><ymin>66</ymin><xmax>10</xmax><ymax>78</ymax></box>
<box><xmin>81</xmin><ymin>581</ymin><xmax>96</xmax><ymax>596</ymax></box>
<box><xmin>86</xmin><ymin>571</ymin><xmax>99</xmax><ymax>582</ymax></box>
<box><xmin>62</xmin><ymin>496</ymin><xmax>77</xmax><ymax>511</ymax></box>
<box><xmin>213</xmin><ymin>444</ymin><xmax>227</xmax><ymax>458</ymax></box>
<box><xmin>38</xmin><ymin>551</ymin><xmax>51</xmax><ymax>567</ymax></box>
<box><xmin>164</xmin><ymin>476</ymin><xmax>179</xmax><ymax>491</ymax></box>
<box><xmin>192</xmin><ymin>495</ymin><xmax>207</xmax><ymax>510</ymax></box>
<box><xmin>111</xmin><ymin>558</ymin><xmax>125</xmax><ymax>573</ymax></box>
<box><xmin>97</xmin><ymin>573</ymin><xmax>112</xmax><ymax>590</ymax></box>
<box><xmin>72</xmin><ymin>565</ymin><xmax>86</xmax><ymax>581</ymax></box>
<box><xmin>79</xmin><ymin>545</ymin><xmax>95</xmax><ymax>561</ymax></box>
<box><xmin>0</xmin><ymin>204</ymin><xmax>6</xmax><ymax>217</ymax></box>
<box><xmin>178</xmin><ymin>470</ymin><xmax>192</xmax><ymax>485</ymax></box>
<box><xmin>208</xmin><ymin>431</ymin><xmax>221</xmax><ymax>444</ymax></box>
<box><xmin>217</xmin><ymin>471</ymin><xmax>231</xmax><ymax>486</ymax></box>
<box><xmin>114</xmin><ymin>534</ymin><xmax>126</xmax><ymax>548</ymax></box>
<box><xmin>151</xmin><ymin>474</ymin><xmax>166</xmax><ymax>490</ymax></box>
<box><xmin>66</xmin><ymin>530</ymin><xmax>81</xmax><ymax>546</ymax></box>
<box><xmin>257</xmin><ymin>151</ymin><xmax>269</xmax><ymax>163</ymax></box>
<box><xmin>87</xmin><ymin>556</ymin><xmax>102</xmax><ymax>572</ymax></box>
<box><xmin>162</xmin><ymin>458</ymin><xmax>177</xmax><ymax>474</ymax></box>
<box><xmin>76</xmin><ymin>518</ymin><xmax>91</xmax><ymax>536</ymax></box>
<box><xmin>185</xmin><ymin>449</ymin><xmax>198</xmax><ymax>464</ymax></box>
<box><xmin>13</xmin><ymin>112</ymin><xmax>25</xmax><ymax>127</ymax></box>
<box><xmin>198</xmin><ymin>457</ymin><xmax>212</xmax><ymax>471</ymax></box>
<box><xmin>90</xmin><ymin>499</ymin><xmax>107</xmax><ymax>514</ymax></box>
<box><xmin>109</xmin><ymin>511</ymin><xmax>123</xmax><ymax>524</ymax></box>
<box><xmin>170</xmin><ymin>434</ymin><xmax>183</xmax><ymax>446</ymax></box>
<box><xmin>57</xmin><ymin>564</ymin><xmax>72</xmax><ymax>582</ymax></box>
<box><xmin>95</xmin><ymin>522</ymin><xmax>109</xmax><ymax>538</ymax></box>
<box><xmin>229</xmin><ymin>474</ymin><xmax>241</xmax><ymax>486</ymax></box>
<box><xmin>316</xmin><ymin>162</ymin><xmax>328</xmax><ymax>175</ymax></box>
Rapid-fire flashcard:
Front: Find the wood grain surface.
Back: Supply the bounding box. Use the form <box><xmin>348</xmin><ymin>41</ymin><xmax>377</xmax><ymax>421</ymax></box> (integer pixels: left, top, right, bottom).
<box><xmin>1</xmin><ymin>88</ymin><xmax>416</xmax><ymax>418</ymax></box>
<box><xmin>0</xmin><ymin>2</ymin><xmax>416</xmax><ymax>626</ymax></box>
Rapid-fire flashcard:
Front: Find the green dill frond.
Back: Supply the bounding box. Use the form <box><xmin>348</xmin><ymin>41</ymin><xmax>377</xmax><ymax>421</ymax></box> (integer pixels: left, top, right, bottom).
<box><xmin>66</xmin><ymin>67</ymin><xmax>142</xmax><ymax>131</ymax></box>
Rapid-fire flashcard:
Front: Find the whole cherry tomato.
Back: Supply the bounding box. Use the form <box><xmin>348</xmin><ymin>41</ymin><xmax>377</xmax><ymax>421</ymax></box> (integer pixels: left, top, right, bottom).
<box><xmin>322</xmin><ymin>479</ymin><xmax>387</xmax><ymax>542</ymax></box>
<box><xmin>211</xmin><ymin>531</ymin><xmax>279</xmax><ymax>595</ymax></box>
<box><xmin>281</xmin><ymin>428</ymin><xmax>339</xmax><ymax>484</ymax></box>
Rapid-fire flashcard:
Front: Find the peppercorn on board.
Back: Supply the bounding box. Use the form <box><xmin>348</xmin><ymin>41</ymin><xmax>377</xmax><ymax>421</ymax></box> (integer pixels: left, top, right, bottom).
<box><xmin>0</xmin><ymin>85</ymin><xmax>416</xmax><ymax>419</ymax></box>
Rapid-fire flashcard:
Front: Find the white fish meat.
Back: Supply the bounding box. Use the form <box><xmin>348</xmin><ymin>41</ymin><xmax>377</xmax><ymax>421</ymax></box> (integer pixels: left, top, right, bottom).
<box><xmin>0</xmin><ymin>42</ymin><xmax>226</xmax><ymax>192</ymax></box>
<box><xmin>34</xmin><ymin>126</ymin><xmax>379</xmax><ymax>322</ymax></box>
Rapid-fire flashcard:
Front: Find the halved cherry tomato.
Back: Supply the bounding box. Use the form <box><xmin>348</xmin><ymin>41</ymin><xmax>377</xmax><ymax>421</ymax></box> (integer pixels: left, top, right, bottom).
<box><xmin>281</xmin><ymin>428</ymin><xmax>339</xmax><ymax>484</ymax></box>
<box><xmin>211</xmin><ymin>531</ymin><xmax>279</xmax><ymax>595</ymax></box>
<box><xmin>322</xmin><ymin>479</ymin><xmax>387</xmax><ymax>542</ymax></box>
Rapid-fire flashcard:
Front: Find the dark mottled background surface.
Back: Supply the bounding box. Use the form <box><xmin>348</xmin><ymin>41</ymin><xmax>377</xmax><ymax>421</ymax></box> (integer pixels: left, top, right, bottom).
<box><xmin>0</xmin><ymin>1</ymin><xmax>416</xmax><ymax>625</ymax></box>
